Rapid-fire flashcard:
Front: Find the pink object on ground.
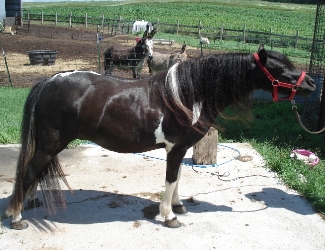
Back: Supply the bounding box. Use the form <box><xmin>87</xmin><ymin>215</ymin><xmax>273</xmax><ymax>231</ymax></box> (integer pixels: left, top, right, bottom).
<box><xmin>290</xmin><ymin>149</ymin><xmax>319</xmax><ymax>166</ymax></box>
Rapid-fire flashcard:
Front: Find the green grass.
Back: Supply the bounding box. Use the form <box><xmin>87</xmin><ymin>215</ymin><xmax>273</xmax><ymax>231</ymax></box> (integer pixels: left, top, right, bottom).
<box><xmin>0</xmin><ymin>87</ymin><xmax>29</xmax><ymax>144</ymax></box>
<box><xmin>217</xmin><ymin>101</ymin><xmax>324</xmax><ymax>156</ymax></box>
<box><xmin>0</xmin><ymin>87</ymin><xmax>87</xmax><ymax>147</ymax></box>
<box><xmin>217</xmin><ymin>101</ymin><xmax>325</xmax><ymax>213</ymax></box>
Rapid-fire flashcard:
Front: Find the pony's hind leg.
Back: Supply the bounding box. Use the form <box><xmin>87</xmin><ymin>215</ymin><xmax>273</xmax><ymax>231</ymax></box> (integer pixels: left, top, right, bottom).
<box><xmin>27</xmin><ymin>181</ymin><xmax>43</xmax><ymax>208</ymax></box>
<box><xmin>132</xmin><ymin>68</ymin><xmax>137</xmax><ymax>78</ymax></box>
<box><xmin>7</xmin><ymin>149</ymin><xmax>63</xmax><ymax>230</ymax></box>
<box><xmin>5</xmin><ymin>181</ymin><xmax>43</xmax><ymax>230</ymax></box>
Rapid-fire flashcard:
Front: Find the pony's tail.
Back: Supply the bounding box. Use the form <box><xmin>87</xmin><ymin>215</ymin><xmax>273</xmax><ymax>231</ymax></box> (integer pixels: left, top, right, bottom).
<box><xmin>7</xmin><ymin>79</ymin><xmax>71</xmax><ymax>216</ymax></box>
<box><xmin>7</xmin><ymin>79</ymin><xmax>47</xmax><ymax>215</ymax></box>
<box><xmin>38</xmin><ymin>156</ymin><xmax>71</xmax><ymax>214</ymax></box>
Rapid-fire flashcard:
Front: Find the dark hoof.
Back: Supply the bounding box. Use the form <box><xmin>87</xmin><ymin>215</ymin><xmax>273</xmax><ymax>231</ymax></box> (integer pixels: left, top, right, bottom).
<box><xmin>11</xmin><ymin>220</ymin><xmax>28</xmax><ymax>230</ymax></box>
<box><xmin>165</xmin><ymin>217</ymin><xmax>182</xmax><ymax>228</ymax></box>
<box><xmin>28</xmin><ymin>198</ymin><xmax>43</xmax><ymax>208</ymax></box>
<box><xmin>173</xmin><ymin>204</ymin><xmax>188</xmax><ymax>214</ymax></box>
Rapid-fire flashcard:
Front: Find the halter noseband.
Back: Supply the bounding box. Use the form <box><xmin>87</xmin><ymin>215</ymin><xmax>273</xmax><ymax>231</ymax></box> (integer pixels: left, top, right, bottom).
<box><xmin>253</xmin><ymin>53</ymin><xmax>306</xmax><ymax>102</ymax></box>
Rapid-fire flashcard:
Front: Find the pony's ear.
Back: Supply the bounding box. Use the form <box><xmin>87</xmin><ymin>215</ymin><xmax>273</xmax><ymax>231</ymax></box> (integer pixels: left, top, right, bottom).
<box><xmin>149</xmin><ymin>29</ymin><xmax>156</xmax><ymax>38</ymax></box>
<box><xmin>142</xmin><ymin>29</ymin><xmax>149</xmax><ymax>39</ymax></box>
<box><xmin>181</xmin><ymin>44</ymin><xmax>186</xmax><ymax>53</ymax></box>
<box><xmin>257</xmin><ymin>45</ymin><xmax>267</xmax><ymax>66</ymax></box>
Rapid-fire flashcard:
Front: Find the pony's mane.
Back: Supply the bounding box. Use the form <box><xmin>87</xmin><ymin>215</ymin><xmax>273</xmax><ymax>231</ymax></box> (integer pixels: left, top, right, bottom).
<box><xmin>150</xmin><ymin>52</ymin><xmax>255</xmax><ymax>132</ymax></box>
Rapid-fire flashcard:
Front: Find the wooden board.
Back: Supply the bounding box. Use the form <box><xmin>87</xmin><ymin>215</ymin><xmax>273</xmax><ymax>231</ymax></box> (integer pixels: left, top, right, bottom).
<box><xmin>193</xmin><ymin>127</ymin><xmax>218</xmax><ymax>165</ymax></box>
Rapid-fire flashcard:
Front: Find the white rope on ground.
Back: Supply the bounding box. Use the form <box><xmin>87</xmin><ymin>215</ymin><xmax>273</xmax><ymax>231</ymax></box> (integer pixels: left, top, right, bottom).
<box><xmin>135</xmin><ymin>144</ymin><xmax>241</xmax><ymax>168</ymax></box>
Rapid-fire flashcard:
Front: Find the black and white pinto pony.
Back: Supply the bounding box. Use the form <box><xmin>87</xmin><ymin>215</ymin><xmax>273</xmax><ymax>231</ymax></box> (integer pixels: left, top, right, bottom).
<box><xmin>103</xmin><ymin>29</ymin><xmax>156</xmax><ymax>78</ymax></box>
<box><xmin>6</xmin><ymin>46</ymin><xmax>315</xmax><ymax>230</ymax></box>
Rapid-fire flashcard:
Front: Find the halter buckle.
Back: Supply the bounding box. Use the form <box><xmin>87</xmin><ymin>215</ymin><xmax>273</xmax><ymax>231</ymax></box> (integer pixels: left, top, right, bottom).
<box><xmin>272</xmin><ymin>80</ymin><xmax>279</xmax><ymax>86</ymax></box>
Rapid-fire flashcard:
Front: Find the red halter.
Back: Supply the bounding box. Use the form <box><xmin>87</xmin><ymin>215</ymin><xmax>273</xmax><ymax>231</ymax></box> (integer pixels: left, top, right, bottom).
<box><xmin>253</xmin><ymin>53</ymin><xmax>306</xmax><ymax>102</ymax></box>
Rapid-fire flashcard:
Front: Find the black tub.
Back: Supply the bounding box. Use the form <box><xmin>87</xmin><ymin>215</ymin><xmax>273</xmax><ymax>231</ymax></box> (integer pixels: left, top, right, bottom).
<box><xmin>27</xmin><ymin>50</ymin><xmax>58</xmax><ymax>65</ymax></box>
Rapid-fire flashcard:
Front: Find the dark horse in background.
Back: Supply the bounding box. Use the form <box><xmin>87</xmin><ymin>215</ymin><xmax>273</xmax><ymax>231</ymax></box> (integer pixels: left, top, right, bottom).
<box><xmin>103</xmin><ymin>29</ymin><xmax>156</xmax><ymax>78</ymax></box>
<box><xmin>6</xmin><ymin>45</ymin><xmax>315</xmax><ymax>230</ymax></box>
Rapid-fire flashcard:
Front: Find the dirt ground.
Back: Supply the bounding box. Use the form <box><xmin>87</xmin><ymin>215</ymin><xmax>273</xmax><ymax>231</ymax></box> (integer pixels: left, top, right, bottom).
<box><xmin>0</xmin><ymin>24</ymin><xmax>203</xmax><ymax>88</ymax></box>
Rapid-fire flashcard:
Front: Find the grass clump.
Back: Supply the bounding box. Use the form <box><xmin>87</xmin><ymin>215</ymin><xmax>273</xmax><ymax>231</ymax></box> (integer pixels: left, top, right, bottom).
<box><xmin>217</xmin><ymin>100</ymin><xmax>325</xmax><ymax>214</ymax></box>
<box><xmin>0</xmin><ymin>87</ymin><xmax>29</xmax><ymax>144</ymax></box>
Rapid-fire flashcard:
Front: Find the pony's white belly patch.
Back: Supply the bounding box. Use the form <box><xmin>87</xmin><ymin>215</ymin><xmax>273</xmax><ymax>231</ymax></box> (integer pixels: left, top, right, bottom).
<box><xmin>154</xmin><ymin>117</ymin><xmax>175</xmax><ymax>152</ymax></box>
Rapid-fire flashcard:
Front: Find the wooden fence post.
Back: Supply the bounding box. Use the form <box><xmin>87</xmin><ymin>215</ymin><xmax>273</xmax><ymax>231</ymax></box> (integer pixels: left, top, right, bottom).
<box><xmin>156</xmin><ymin>18</ymin><xmax>159</xmax><ymax>37</ymax></box>
<box><xmin>177</xmin><ymin>19</ymin><xmax>179</xmax><ymax>35</ymax></box>
<box><xmin>69</xmin><ymin>12</ymin><xmax>72</xmax><ymax>27</ymax></box>
<box><xmin>243</xmin><ymin>24</ymin><xmax>246</xmax><ymax>43</ymax></box>
<box><xmin>198</xmin><ymin>20</ymin><xmax>201</xmax><ymax>35</ymax></box>
<box><xmin>85</xmin><ymin>13</ymin><xmax>87</xmax><ymax>28</ymax></box>
<box><xmin>41</xmin><ymin>11</ymin><xmax>43</xmax><ymax>24</ymax></box>
<box><xmin>118</xmin><ymin>15</ymin><xmax>121</xmax><ymax>33</ymax></box>
<box><xmin>220</xmin><ymin>24</ymin><xmax>224</xmax><ymax>40</ymax></box>
<box><xmin>27</xmin><ymin>10</ymin><xmax>30</xmax><ymax>22</ymax></box>
<box><xmin>55</xmin><ymin>12</ymin><xmax>57</xmax><ymax>26</ymax></box>
<box><xmin>269</xmin><ymin>27</ymin><xmax>272</xmax><ymax>46</ymax></box>
<box><xmin>295</xmin><ymin>30</ymin><xmax>299</xmax><ymax>48</ymax></box>
<box><xmin>101</xmin><ymin>14</ymin><xmax>105</xmax><ymax>32</ymax></box>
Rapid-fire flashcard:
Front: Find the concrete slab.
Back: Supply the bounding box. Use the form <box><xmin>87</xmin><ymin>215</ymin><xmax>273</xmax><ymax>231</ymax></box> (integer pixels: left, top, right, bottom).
<box><xmin>0</xmin><ymin>143</ymin><xmax>325</xmax><ymax>249</ymax></box>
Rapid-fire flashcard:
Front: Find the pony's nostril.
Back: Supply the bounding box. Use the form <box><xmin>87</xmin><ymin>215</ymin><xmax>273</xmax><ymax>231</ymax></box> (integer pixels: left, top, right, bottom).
<box><xmin>309</xmin><ymin>78</ymin><xmax>316</xmax><ymax>89</ymax></box>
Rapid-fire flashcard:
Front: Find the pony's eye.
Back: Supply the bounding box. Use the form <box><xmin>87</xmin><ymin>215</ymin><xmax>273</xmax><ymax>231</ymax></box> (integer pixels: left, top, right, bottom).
<box><xmin>282</xmin><ymin>66</ymin><xmax>287</xmax><ymax>72</ymax></box>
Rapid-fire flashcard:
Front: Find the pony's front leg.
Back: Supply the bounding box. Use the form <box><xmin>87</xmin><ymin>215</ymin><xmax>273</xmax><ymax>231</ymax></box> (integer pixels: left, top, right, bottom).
<box><xmin>160</xmin><ymin>147</ymin><xmax>187</xmax><ymax>228</ymax></box>
<box><xmin>105</xmin><ymin>63</ymin><xmax>114</xmax><ymax>75</ymax></box>
<box><xmin>160</xmin><ymin>179</ymin><xmax>179</xmax><ymax>227</ymax></box>
<box><xmin>171</xmin><ymin>165</ymin><xmax>187</xmax><ymax>214</ymax></box>
<box><xmin>133</xmin><ymin>67</ymin><xmax>141</xmax><ymax>78</ymax></box>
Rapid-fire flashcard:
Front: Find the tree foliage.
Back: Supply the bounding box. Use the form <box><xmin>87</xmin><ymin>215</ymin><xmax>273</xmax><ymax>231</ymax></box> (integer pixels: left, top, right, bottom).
<box><xmin>263</xmin><ymin>0</ymin><xmax>323</xmax><ymax>4</ymax></box>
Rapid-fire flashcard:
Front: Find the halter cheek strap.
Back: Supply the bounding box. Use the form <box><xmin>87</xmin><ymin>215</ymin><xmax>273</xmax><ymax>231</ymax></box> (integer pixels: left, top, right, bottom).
<box><xmin>253</xmin><ymin>53</ymin><xmax>306</xmax><ymax>102</ymax></box>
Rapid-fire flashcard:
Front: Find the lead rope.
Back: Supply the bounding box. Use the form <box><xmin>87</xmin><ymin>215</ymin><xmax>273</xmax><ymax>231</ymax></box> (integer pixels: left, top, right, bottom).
<box><xmin>291</xmin><ymin>100</ymin><xmax>325</xmax><ymax>134</ymax></box>
<box><xmin>191</xmin><ymin>167</ymin><xmax>273</xmax><ymax>182</ymax></box>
